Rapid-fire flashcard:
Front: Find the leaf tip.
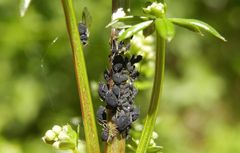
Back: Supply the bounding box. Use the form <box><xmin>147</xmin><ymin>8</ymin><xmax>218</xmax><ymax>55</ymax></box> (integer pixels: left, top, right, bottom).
<box><xmin>220</xmin><ymin>36</ymin><xmax>227</xmax><ymax>42</ymax></box>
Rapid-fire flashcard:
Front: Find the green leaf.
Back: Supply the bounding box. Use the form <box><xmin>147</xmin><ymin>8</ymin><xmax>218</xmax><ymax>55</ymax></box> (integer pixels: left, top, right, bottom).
<box><xmin>19</xmin><ymin>0</ymin><xmax>32</xmax><ymax>17</ymax></box>
<box><xmin>155</xmin><ymin>18</ymin><xmax>175</xmax><ymax>41</ymax></box>
<box><xmin>147</xmin><ymin>146</ymin><xmax>163</xmax><ymax>153</ymax></box>
<box><xmin>169</xmin><ymin>18</ymin><xmax>226</xmax><ymax>41</ymax></box>
<box><xmin>106</xmin><ymin>16</ymin><xmax>150</xmax><ymax>29</ymax></box>
<box><xmin>118</xmin><ymin>20</ymin><xmax>153</xmax><ymax>41</ymax></box>
<box><xmin>143</xmin><ymin>22</ymin><xmax>155</xmax><ymax>37</ymax></box>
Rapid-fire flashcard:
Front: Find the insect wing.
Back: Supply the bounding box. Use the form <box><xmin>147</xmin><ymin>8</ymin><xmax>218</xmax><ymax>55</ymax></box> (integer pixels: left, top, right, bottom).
<box><xmin>82</xmin><ymin>7</ymin><xmax>92</xmax><ymax>28</ymax></box>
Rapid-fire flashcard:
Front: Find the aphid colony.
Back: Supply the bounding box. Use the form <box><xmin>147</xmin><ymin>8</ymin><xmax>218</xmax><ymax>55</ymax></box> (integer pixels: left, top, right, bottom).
<box><xmin>97</xmin><ymin>32</ymin><xmax>142</xmax><ymax>142</ymax></box>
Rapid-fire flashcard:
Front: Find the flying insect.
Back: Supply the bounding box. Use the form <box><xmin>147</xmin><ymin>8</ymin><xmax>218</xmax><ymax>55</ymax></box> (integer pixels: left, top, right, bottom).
<box><xmin>78</xmin><ymin>7</ymin><xmax>92</xmax><ymax>46</ymax></box>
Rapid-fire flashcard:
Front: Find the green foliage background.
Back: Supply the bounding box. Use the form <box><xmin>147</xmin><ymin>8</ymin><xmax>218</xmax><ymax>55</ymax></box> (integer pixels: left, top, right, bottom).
<box><xmin>0</xmin><ymin>0</ymin><xmax>239</xmax><ymax>152</ymax></box>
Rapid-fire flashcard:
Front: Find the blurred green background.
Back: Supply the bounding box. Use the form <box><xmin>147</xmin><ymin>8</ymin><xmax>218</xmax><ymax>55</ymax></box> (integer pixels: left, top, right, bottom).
<box><xmin>0</xmin><ymin>0</ymin><xmax>239</xmax><ymax>153</ymax></box>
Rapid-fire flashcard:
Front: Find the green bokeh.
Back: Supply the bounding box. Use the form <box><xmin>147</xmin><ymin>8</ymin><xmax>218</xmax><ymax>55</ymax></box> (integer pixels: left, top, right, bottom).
<box><xmin>0</xmin><ymin>0</ymin><xmax>239</xmax><ymax>152</ymax></box>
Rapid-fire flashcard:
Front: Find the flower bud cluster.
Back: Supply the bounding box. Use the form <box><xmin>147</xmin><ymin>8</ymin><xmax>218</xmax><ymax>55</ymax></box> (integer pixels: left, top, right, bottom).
<box><xmin>143</xmin><ymin>2</ymin><xmax>165</xmax><ymax>18</ymax></box>
<box><xmin>42</xmin><ymin>124</ymin><xmax>77</xmax><ymax>150</ymax></box>
<box><xmin>97</xmin><ymin>35</ymin><xmax>142</xmax><ymax>142</ymax></box>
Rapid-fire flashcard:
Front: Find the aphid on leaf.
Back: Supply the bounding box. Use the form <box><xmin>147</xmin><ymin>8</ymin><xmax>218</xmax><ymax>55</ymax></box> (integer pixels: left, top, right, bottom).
<box><xmin>78</xmin><ymin>7</ymin><xmax>92</xmax><ymax>46</ymax></box>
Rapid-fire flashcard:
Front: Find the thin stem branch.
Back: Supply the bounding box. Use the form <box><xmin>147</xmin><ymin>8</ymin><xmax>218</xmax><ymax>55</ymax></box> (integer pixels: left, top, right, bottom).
<box><xmin>61</xmin><ymin>0</ymin><xmax>101</xmax><ymax>153</ymax></box>
<box><xmin>112</xmin><ymin>0</ymin><xmax>130</xmax><ymax>13</ymax></box>
<box><xmin>136</xmin><ymin>34</ymin><xmax>166</xmax><ymax>153</ymax></box>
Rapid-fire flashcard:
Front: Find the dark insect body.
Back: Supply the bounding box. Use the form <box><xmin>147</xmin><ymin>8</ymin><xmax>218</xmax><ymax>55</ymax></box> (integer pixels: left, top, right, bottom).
<box><xmin>97</xmin><ymin>28</ymin><xmax>142</xmax><ymax>142</ymax></box>
<box><xmin>78</xmin><ymin>23</ymin><xmax>89</xmax><ymax>46</ymax></box>
<box><xmin>78</xmin><ymin>7</ymin><xmax>92</xmax><ymax>46</ymax></box>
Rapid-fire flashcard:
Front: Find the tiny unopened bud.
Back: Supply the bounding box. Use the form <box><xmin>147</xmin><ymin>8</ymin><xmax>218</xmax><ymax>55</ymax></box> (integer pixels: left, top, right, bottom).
<box><xmin>58</xmin><ymin>131</ymin><xmax>70</xmax><ymax>140</ymax></box>
<box><xmin>52</xmin><ymin>125</ymin><xmax>62</xmax><ymax>134</ymax></box>
<box><xmin>152</xmin><ymin>131</ymin><xmax>159</xmax><ymax>139</ymax></box>
<box><xmin>62</xmin><ymin>125</ymin><xmax>70</xmax><ymax>132</ymax></box>
<box><xmin>143</xmin><ymin>2</ymin><xmax>165</xmax><ymax>18</ymax></box>
<box><xmin>52</xmin><ymin>141</ymin><xmax>61</xmax><ymax>149</ymax></box>
<box><xmin>112</xmin><ymin>8</ymin><xmax>126</xmax><ymax>20</ymax></box>
<box><xmin>149</xmin><ymin>139</ymin><xmax>156</xmax><ymax>146</ymax></box>
<box><xmin>44</xmin><ymin>130</ymin><xmax>56</xmax><ymax>141</ymax></box>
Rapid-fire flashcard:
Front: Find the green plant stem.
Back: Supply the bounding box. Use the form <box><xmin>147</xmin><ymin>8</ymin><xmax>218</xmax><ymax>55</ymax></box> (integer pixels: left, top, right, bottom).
<box><xmin>61</xmin><ymin>0</ymin><xmax>100</xmax><ymax>153</ymax></box>
<box><xmin>112</xmin><ymin>0</ymin><xmax>130</xmax><ymax>13</ymax></box>
<box><xmin>136</xmin><ymin>33</ymin><xmax>166</xmax><ymax>153</ymax></box>
<box><xmin>73</xmin><ymin>148</ymin><xmax>79</xmax><ymax>153</ymax></box>
<box><xmin>105</xmin><ymin>138</ymin><xmax>125</xmax><ymax>153</ymax></box>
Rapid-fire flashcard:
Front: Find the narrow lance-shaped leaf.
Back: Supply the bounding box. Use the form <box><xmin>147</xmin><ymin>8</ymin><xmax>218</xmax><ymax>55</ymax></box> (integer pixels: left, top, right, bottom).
<box><xmin>143</xmin><ymin>22</ymin><xmax>155</xmax><ymax>37</ymax></box>
<box><xmin>169</xmin><ymin>18</ymin><xmax>226</xmax><ymax>41</ymax></box>
<box><xmin>118</xmin><ymin>20</ymin><xmax>153</xmax><ymax>41</ymax></box>
<box><xmin>19</xmin><ymin>0</ymin><xmax>32</xmax><ymax>17</ymax></box>
<box><xmin>155</xmin><ymin>18</ymin><xmax>175</xmax><ymax>42</ymax></box>
<box><xmin>106</xmin><ymin>16</ymin><xmax>150</xmax><ymax>29</ymax></box>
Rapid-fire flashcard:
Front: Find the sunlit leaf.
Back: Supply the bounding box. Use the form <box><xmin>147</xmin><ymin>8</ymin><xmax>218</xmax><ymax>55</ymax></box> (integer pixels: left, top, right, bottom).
<box><xmin>155</xmin><ymin>18</ymin><xmax>175</xmax><ymax>41</ymax></box>
<box><xmin>169</xmin><ymin>18</ymin><xmax>226</xmax><ymax>41</ymax></box>
<box><xmin>147</xmin><ymin>146</ymin><xmax>163</xmax><ymax>153</ymax></box>
<box><xmin>19</xmin><ymin>0</ymin><xmax>32</xmax><ymax>17</ymax></box>
<box><xmin>106</xmin><ymin>16</ymin><xmax>150</xmax><ymax>29</ymax></box>
<box><xmin>118</xmin><ymin>20</ymin><xmax>153</xmax><ymax>41</ymax></box>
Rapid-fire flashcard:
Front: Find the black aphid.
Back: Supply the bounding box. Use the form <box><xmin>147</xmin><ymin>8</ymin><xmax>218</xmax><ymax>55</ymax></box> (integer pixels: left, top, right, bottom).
<box><xmin>101</xmin><ymin>130</ymin><xmax>109</xmax><ymax>141</ymax></box>
<box><xmin>105</xmin><ymin>91</ymin><xmax>118</xmax><ymax>108</ymax></box>
<box><xmin>115</xmin><ymin>113</ymin><xmax>131</xmax><ymax>132</ymax></box>
<box><xmin>96</xmin><ymin>106</ymin><xmax>107</xmax><ymax>121</ymax></box>
<box><xmin>97</xmin><ymin>30</ymin><xmax>142</xmax><ymax>141</ymax></box>
<box><xmin>98</xmin><ymin>83</ymin><xmax>108</xmax><ymax>100</ymax></box>
<box><xmin>112</xmin><ymin>73</ymin><xmax>128</xmax><ymax>84</ymax></box>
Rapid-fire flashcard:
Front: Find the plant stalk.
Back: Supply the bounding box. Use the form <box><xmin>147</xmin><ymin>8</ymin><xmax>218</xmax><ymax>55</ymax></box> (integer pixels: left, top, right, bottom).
<box><xmin>61</xmin><ymin>0</ymin><xmax>101</xmax><ymax>153</ymax></box>
<box><xmin>104</xmin><ymin>1</ymin><xmax>129</xmax><ymax>153</ymax></box>
<box><xmin>136</xmin><ymin>33</ymin><xmax>166</xmax><ymax>153</ymax></box>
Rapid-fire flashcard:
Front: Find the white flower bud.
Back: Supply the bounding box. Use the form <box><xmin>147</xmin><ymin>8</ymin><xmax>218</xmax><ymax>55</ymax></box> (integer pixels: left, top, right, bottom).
<box><xmin>58</xmin><ymin>131</ymin><xmax>70</xmax><ymax>140</ymax></box>
<box><xmin>143</xmin><ymin>2</ymin><xmax>165</xmax><ymax>18</ymax></box>
<box><xmin>52</xmin><ymin>125</ymin><xmax>62</xmax><ymax>134</ymax></box>
<box><xmin>62</xmin><ymin>125</ymin><xmax>69</xmax><ymax>132</ymax></box>
<box><xmin>44</xmin><ymin>130</ymin><xmax>56</xmax><ymax>141</ymax></box>
<box><xmin>52</xmin><ymin>141</ymin><xmax>61</xmax><ymax>149</ymax></box>
<box><xmin>152</xmin><ymin>131</ymin><xmax>159</xmax><ymax>139</ymax></box>
<box><xmin>112</xmin><ymin>8</ymin><xmax>126</xmax><ymax>20</ymax></box>
<box><xmin>149</xmin><ymin>139</ymin><xmax>156</xmax><ymax>146</ymax></box>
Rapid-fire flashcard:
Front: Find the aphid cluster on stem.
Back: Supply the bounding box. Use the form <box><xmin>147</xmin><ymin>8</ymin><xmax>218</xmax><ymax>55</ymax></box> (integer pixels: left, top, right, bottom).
<box><xmin>97</xmin><ymin>29</ymin><xmax>142</xmax><ymax>142</ymax></box>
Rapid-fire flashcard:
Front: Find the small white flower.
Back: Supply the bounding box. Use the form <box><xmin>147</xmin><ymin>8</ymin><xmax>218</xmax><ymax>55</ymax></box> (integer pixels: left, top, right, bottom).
<box><xmin>112</xmin><ymin>8</ymin><xmax>126</xmax><ymax>20</ymax></box>
<box><xmin>152</xmin><ymin>131</ymin><xmax>159</xmax><ymax>139</ymax></box>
